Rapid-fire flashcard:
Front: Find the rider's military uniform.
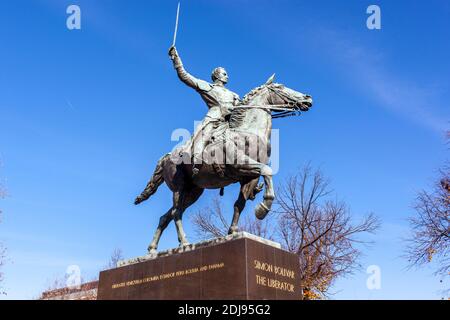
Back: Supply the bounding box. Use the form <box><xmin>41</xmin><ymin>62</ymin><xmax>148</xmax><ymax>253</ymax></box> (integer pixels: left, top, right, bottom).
<box><xmin>171</xmin><ymin>50</ymin><xmax>240</xmax><ymax>163</ymax></box>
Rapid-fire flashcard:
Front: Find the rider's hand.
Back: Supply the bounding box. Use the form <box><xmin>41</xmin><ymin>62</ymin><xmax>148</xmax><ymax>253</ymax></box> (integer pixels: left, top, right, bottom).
<box><xmin>168</xmin><ymin>46</ymin><xmax>177</xmax><ymax>59</ymax></box>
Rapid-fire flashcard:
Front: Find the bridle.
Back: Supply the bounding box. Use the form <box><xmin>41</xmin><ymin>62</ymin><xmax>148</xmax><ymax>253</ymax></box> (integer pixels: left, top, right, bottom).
<box><xmin>234</xmin><ymin>84</ymin><xmax>306</xmax><ymax>119</ymax></box>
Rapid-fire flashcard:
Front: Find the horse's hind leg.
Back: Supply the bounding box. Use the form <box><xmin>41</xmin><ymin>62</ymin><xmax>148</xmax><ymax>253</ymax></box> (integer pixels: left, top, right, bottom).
<box><xmin>148</xmin><ymin>208</ymin><xmax>173</xmax><ymax>254</ymax></box>
<box><xmin>147</xmin><ymin>190</ymin><xmax>187</xmax><ymax>253</ymax></box>
<box><xmin>169</xmin><ymin>191</ymin><xmax>188</xmax><ymax>247</ymax></box>
<box><xmin>147</xmin><ymin>187</ymin><xmax>204</xmax><ymax>253</ymax></box>
<box><xmin>174</xmin><ymin>187</ymin><xmax>204</xmax><ymax>247</ymax></box>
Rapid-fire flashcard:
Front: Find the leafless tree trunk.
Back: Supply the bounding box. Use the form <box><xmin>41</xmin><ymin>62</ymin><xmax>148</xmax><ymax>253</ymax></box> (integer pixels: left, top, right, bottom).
<box><xmin>191</xmin><ymin>165</ymin><xmax>380</xmax><ymax>299</ymax></box>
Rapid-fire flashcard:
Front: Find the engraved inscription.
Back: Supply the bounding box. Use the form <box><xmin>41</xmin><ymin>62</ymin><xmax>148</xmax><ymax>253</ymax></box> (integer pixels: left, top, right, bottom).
<box><xmin>111</xmin><ymin>262</ymin><xmax>225</xmax><ymax>289</ymax></box>
<box><xmin>253</xmin><ymin>259</ymin><xmax>296</xmax><ymax>293</ymax></box>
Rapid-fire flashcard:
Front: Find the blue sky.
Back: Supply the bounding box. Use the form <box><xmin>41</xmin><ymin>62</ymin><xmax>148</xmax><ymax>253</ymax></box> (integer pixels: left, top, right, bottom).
<box><xmin>0</xmin><ymin>0</ymin><xmax>449</xmax><ymax>299</ymax></box>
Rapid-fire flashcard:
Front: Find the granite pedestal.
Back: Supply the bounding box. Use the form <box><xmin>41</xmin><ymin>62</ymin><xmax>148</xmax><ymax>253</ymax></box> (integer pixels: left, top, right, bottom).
<box><xmin>97</xmin><ymin>232</ymin><xmax>301</xmax><ymax>300</ymax></box>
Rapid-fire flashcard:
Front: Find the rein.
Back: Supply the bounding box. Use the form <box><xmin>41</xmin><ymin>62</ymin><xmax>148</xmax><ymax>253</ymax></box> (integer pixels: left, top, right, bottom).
<box><xmin>233</xmin><ymin>84</ymin><xmax>307</xmax><ymax>119</ymax></box>
<box><xmin>233</xmin><ymin>104</ymin><xmax>300</xmax><ymax>119</ymax></box>
<box><xmin>234</xmin><ymin>104</ymin><xmax>295</xmax><ymax>111</ymax></box>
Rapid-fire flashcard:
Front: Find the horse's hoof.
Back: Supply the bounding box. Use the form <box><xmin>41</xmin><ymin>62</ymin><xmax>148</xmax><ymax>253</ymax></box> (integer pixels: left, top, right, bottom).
<box><xmin>228</xmin><ymin>226</ymin><xmax>239</xmax><ymax>235</ymax></box>
<box><xmin>180</xmin><ymin>241</ymin><xmax>190</xmax><ymax>247</ymax></box>
<box><xmin>134</xmin><ymin>196</ymin><xmax>142</xmax><ymax>205</ymax></box>
<box><xmin>255</xmin><ymin>203</ymin><xmax>270</xmax><ymax>220</ymax></box>
<box><xmin>147</xmin><ymin>247</ymin><xmax>157</xmax><ymax>255</ymax></box>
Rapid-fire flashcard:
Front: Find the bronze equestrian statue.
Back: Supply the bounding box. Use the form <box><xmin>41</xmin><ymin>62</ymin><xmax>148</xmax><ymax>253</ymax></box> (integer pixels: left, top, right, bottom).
<box><xmin>134</xmin><ymin>46</ymin><xmax>312</xmax><ymax>254</ymax></box>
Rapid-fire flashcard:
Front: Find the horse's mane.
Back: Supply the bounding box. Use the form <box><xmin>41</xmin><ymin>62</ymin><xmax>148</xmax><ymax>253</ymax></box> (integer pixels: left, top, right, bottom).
<box><xmin>242</xmin><ymin>84</ymin><xmax>266</xmax><ymax>104</ymax></box>
<box><xmin>229</xmin><ymin>84</ymin><xmax>267</xmax><ymax>128</ymax></box>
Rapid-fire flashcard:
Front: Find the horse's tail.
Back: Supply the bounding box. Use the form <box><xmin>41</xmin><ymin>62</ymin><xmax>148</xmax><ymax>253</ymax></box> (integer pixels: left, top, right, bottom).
<box><xmin>134</xmin><ymin>154</ymin><xmax>168</xmax><ymax>205</ymax></box>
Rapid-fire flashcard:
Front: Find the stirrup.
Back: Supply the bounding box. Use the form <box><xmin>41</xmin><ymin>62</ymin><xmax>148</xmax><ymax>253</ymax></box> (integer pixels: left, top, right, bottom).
<box><xmin>192</xmin><ymin>166</ymin><xmax>200</xmax><ymax>177</ymax></box>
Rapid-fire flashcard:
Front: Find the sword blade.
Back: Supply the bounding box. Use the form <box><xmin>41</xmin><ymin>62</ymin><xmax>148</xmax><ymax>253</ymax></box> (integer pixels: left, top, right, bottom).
<box><xmin>172</xmin><ymin>2</ymin><xmax>180</xmax><ymax>47</ymax></box>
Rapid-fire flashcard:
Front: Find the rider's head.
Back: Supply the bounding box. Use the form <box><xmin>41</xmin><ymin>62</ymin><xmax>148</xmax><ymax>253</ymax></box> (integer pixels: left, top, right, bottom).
<box><xmin>211</xmin><ymin>67</ymin><xmax>228</xmax><ymax>84</ymax></box>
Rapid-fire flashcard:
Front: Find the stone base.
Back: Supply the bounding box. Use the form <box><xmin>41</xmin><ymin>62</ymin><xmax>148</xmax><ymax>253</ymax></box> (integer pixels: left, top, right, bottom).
<box><xmin>97</xmin><ymin>232</ymin><xmax>301</xmax><ymax>300</ymax></box>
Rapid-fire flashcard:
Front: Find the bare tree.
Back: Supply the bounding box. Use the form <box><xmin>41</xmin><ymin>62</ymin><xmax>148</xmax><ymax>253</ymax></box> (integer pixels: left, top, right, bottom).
<box><xmin>274</xmin><ymin>165</ymin><xmax>380</xmax><ymax>299</ymax></box>
<box><xmin>39</xmin><ymin>274</ymin><xmax>98</xmax><ymax>300</ymax></box>
<box><xmin>240</xmin><ymin>214</ymin><xmax>275</xmax><ymax>241</ymax></box>
<box><xmin>39</xmin><ymin>248</ymin><xmax>124</xmax><ymax>300</ymax></box>
<box><xmin>191</xmin><ymin>165</ymin><xmax>380</xmax><ymax>299</ymax></box>
<box><xmin>103</xmin><ymin>248</ymin><xmax>124</xmax><ymax>270</ymax></box>
<box><xmin>191</xmin><ymin>197</ymin><xmax>230</xmax><ymax>239</ymax></box>
<box><xmin>191</xmin><ymin>196</ymin><xmax>275</xmax><ymax>241</ymax></box>
<box><xmin>405</xmin><ymin>132</ymin><xmax>450</xmax><ymax>291</ymax></box>
<box><xmin>405</xmin><ymin>164</ymin><xmax>450</xmax><ymax>277</ymax></box>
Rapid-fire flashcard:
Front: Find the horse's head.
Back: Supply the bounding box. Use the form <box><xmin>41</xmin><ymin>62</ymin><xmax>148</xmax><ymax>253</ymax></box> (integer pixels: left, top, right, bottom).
<box><xmin>242</xmin><ymin>74</ymin><xmax>313</xmax><ymax>117</ymax></box>
<box><xmin>264</xmin><ymin>74</ymin><xmax>313</xmax><ymax>112</ymax></box>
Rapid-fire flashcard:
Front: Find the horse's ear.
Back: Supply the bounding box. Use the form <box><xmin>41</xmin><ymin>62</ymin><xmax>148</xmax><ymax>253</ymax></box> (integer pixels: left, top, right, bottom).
<box><xmin>265</xmin><ymin>73</ymin><xmax>275</xmax><ymax>85</ymax></box>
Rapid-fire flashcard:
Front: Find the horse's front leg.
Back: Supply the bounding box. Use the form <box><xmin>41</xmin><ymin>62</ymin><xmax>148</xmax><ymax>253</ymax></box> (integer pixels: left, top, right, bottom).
<box><xmin>255</xmin><ymin>164</ymin><xmax>274</xmax><ymax>220</ymax></box>
<box><xmin>232</xmin><ymin>157</ymin><xmax>274</xmax><ymax>221</ymax></box>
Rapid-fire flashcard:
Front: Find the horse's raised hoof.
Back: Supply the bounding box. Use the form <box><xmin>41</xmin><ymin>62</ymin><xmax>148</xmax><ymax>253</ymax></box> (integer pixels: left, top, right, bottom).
<box><xmin>255</xmin><ymin>203</ymin><xmax>270</xmax><ymax>220</ymax></box>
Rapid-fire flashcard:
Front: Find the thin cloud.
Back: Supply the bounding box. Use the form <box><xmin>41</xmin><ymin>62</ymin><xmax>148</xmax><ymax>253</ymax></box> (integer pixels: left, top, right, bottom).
<box><xmin>315</xmin><ymin>27</ymin><xmax>448</xmax><ymax>134</ymax></box>
<box><xmin>224</xmin><ymin>3</ymin><xmax>449</xmax><ymax>135</ymax></box>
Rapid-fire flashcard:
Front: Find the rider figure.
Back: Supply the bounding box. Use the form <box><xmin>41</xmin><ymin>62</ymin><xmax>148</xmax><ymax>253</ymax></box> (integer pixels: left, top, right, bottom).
<box><xmin>169</xmin><ymin>46</ymin><xmax>241</xmax><ymax>176</ymax></box>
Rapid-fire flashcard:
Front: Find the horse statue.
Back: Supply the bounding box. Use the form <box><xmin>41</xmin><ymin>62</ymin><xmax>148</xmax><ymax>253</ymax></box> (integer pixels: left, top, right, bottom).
<box><xmin>134</xmin><ymin>75</ymin><xmax>312</xmax><ymax>253</ymax></box>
